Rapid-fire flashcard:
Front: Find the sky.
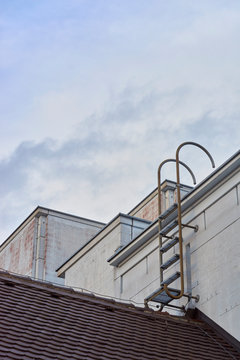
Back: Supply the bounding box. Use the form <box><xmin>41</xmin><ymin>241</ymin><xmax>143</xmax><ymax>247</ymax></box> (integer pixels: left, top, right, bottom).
<box><xmin>0</xmin><ymin>0</ymin><xmax>240</xmax><ymax>242</ymax></box>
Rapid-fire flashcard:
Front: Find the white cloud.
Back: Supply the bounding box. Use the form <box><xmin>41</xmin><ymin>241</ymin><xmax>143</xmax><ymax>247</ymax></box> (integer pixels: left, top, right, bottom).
<box><xmin>0</xmin><ymin>82</ymin><xmax>239</xmax><ymax>242</ymax></box>
<box><xmin>0</xmin><ymin>0</ymin><xmax>240</xmax><ymax>242</ymax></box>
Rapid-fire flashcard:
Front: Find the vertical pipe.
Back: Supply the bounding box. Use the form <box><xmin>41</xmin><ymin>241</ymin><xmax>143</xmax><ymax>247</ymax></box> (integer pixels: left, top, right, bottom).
<box><xmin>185</xmin><ymin>243</ymin><xmax>192</xmax><ymax>294</ymax></box>
<box><xmin>157</xmin><ymin>164</ymin><xmax>163</xmax><ymax>284</ymax></box>
<box><xmin>35</xmin><ymin>215</ymin><xmax>47</xmax><ymax>280</ymax></box>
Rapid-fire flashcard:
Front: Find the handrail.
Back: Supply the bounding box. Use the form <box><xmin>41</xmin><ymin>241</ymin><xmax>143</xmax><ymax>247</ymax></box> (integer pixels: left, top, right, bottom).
<box><xmin>163</xmin><ymin>142</ymin><xmax>215</xmax><ymax>299</ymax></box>
<box><xmin>158</xmin><ymin>159</ymin><xmax>196</xmax><ymax>283</ymax></box>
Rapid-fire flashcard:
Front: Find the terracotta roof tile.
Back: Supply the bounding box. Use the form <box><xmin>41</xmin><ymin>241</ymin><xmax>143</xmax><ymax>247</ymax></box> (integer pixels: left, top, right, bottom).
<box><xmin>0</xmin><ymin>271</ymin><xmax>239</xmax><ymax>360</ymax></box>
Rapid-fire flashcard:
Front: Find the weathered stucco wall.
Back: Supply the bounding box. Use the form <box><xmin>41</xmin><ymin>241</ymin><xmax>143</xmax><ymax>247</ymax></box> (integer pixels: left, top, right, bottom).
<box><xmin>0</xmin><ymin>208</ymin><xmax>104</xmax><ymax>285</ymax></box>
<box><xmin>0</xmin><ymin>218</ymin><xmax>36</xmax><ymax>276</ymax></box>
<box><xmin>129</xmin><ymin>183</ymin><xmax>191</xmax><ymax>221</ymax></box>
<box><xmin>64</xmin><ymin>215</ymin><xmax>151</xmax><ymax>295</ymax></box>
<box><xmin>190</xmin><ymin>181</ymin><xmax>240</xmax><ymax>339</ymax></box>
<box><xmin>45</xmin><ymin>214</ymin><xmax>104</xmax><ymax>283</ymax></box>
<box><xmin>65</xmin><ymin>225</ymin><xmax>120</xmax><ymax>295</ymax></box>
<box><xmin>131</xmin><ymin>193</ymin><xmax>159</xmax><ymax>221</ymax></box>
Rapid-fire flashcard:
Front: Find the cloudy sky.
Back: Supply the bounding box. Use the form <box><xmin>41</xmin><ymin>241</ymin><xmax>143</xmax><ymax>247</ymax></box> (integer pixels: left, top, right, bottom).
<box><xmin>0</xmin><ymin>0</ymin><xmax>240</xmax><ymax>242</ymax></box>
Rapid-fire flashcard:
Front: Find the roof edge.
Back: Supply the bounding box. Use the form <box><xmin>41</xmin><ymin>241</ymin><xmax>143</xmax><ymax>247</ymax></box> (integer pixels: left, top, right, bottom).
<box><xmin>108</xmin><ymin>150</ymin><xmax>240</xmax><ymax>266</ymax></box>
<box><xmin>128</xmin><ymin>179</ymin><xmax>193</xmax><ymax>217</ymax></box>
<box><xmin>0</xmin><ymin>206</ymin><xmax>105</xmax><ymax>252</ymax></box>
<box><xmin>57</xmin><ymin>213</ymin><xmax>152</xmax><ymax>275</ymax></box>
<box><xmin>0</xmin><ymin>269</ymin><xmax>190</xmax><ymax>322</ymax></box>
<box><xmin>0</xmin><ymin>269</ymin><xmax>220</xmax><ymax>328</ymax></box>
<box><xmin>193</xmin><ymin>308</ymin><xmax>240</xmax><ymax>352</ymax></box>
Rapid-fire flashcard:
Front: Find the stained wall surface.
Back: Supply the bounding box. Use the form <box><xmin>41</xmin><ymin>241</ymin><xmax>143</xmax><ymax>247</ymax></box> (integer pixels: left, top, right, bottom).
<box><xmin>0</xmin><ymin>218</ymin><xmax>36</xmax><ymax>277</ymax></box>
<box><xmin>0</xmin><ymin>208</ymin><xmax>104</xmax><ymax>284</ymax></box>
<box><xmin>129</xmin><ymin>183</ymin><xmax>192</xmax><ymax>221</ymax></box>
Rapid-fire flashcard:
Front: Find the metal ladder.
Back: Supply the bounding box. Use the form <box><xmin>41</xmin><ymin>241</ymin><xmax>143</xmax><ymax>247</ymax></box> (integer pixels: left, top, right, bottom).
<box><xmin>145</xmin><ymin>142</ymin><xmax>215</xmax><ymax>310</ymax></box>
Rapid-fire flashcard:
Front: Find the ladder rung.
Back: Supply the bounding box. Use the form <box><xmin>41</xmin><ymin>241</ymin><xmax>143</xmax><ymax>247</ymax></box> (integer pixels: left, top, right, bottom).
<box><xmin>161</xmin><ymin>271</ymin><xmax>180</xmax><ymax>286</ymax></box>
<box><xmin>160</xmin><ymin>254</ymin><xmax>180</xmax><ymax>270</ymax></box>
<box><xmin>159</xmin><ymin>220</ymin><xmax>178</xmax><ymax>236</ymax></box>
<box><xmin>159</xmin><ymin>234</ymin><xmax>173</xmax><ymax>240</ymax></box>
<box><xmin>145</xmin><ymin>287</ymin><xmax>181</xmax><ymax>305</ymax></box>
<box><xmin>160</xmin><ymin>237</ymin><xmax>179</xmax><ymax>253</ymax></box>
<box><xmin>159</xmin><ymin>203</ymin><xmax>177</xmax><ymax>220</ymax></box>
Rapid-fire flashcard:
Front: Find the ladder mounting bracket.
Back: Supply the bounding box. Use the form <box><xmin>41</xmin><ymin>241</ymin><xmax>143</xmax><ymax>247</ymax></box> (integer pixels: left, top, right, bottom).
<box><xmin>181</xmin><ymin>223</ymin><xmax>199</xmax><ymax>232</ymax></box>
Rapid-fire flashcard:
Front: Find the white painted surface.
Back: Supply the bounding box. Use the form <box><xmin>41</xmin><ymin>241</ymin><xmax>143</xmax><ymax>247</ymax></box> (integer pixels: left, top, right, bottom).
<box><xmin>45</xmin><ymin>214</ymin><xmax>103</xmax><ymax>283</ymax></box>
<box><xmin>64</xmin><ymin>214</ymin><xmax>150</xmax><ymax>294</ymax></box>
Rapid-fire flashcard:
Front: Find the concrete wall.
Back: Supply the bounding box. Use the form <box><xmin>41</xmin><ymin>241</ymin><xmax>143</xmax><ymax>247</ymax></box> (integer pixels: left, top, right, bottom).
<box><xmin>115</xmin><ymin>237</ymin><xmax>160</xmax><ymax>303</ymax></box>
<box><xmin>64</xmin><ymin>215</ymin><xmax>151</xmax><ymax>295</ymax></box>
<box><xmin>0</xmin><ymin>218</ymin><xmax>36</xmax><ymax>277</ymax></box>
<box><xmin>190</xmin><ymin>179</ymin><xmax>240</xmax><ymax>339</ymax></box>
<box><xmin>130</xmin><ymin>192</ymin><xmax>159</xmax><ymax>221</ymax></box>
<box><xmin>0</xmin><ymin>207</ymin><xmax>104</xmax><ymax>284</ymax></box>
<box><xmin>65</xmin><ymin>225</ymin><xmax>120</xmax><ymax>295</ymax></box>
<box><xmin>129</xmin><ymin>181</ymin><xmax>192</xmax><ymax>221</ymax></box>
<box><xmin>45</xmin><ymin>213</ymin><xmax>104</xmax><ymax>283</ymax></box>
<box><xmin>113</xmin><ymin>170</ymin><xmax>240</xmax><ymax>339</ymax></box>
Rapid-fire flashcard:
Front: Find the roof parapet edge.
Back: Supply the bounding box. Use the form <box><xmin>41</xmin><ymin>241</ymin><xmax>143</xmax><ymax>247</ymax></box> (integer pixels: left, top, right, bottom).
<box><xmin>192</xmin><ymin>308</ymin><xmax>240</xmax><ymax>352</ymax></box>
<box><xmin>56</xmin><ymin>213</ymin><xmax>152</xmax><ymax>275</ymax></box>
<box><xmin>0</xmin><ymin>205</ymin><xmax>105</xmax><ymax>252</ymax></box>
<box><xmin>108</xmin><ymin>151</ymin><xmax>240</xmax><ymax>266</ymax></box>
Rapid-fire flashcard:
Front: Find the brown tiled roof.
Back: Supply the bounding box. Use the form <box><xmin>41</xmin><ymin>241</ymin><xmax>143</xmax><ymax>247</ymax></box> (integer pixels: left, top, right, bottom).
<box><xmin>0</xmin><ymin>271</ymin><xmax>239</xmax><ymax>360</ymax></box>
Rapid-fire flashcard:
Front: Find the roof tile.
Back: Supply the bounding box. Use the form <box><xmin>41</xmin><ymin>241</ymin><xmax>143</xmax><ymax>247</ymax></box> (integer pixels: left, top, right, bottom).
<box><xmin>0</xmin><ymin>271</ymin><xmax>239</xmax><ymax>360</ymax></box>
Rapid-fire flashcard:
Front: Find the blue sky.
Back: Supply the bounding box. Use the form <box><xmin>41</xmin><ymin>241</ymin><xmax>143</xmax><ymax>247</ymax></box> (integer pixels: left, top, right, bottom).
<box><xmin>0</xmin><ymin>0</ymin><xmax>240</xmax><ymax>242</ymax></box>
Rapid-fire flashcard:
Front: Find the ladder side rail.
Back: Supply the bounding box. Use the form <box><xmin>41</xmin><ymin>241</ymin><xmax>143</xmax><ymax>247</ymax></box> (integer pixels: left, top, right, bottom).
<box><xmin>157</xmin><ymin>159</ymin><xmax>196</xmax><ymax>284</ymax></box>
<box><xmin>164</xmin><ymin>142</ymin><xmax>215</xmax><ymax>300</ymax></box>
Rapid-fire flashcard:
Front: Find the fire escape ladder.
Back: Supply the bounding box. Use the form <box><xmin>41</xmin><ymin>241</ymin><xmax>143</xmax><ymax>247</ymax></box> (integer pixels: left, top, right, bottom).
<box><xmin>144</xmin><ymin>142</ymin><xmax>215</xmax><ymax>310</ymax></box>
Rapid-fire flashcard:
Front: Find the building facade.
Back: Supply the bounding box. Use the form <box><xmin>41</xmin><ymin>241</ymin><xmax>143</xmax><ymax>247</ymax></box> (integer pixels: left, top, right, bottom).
<box><xmin>1</xmin><ymin>149</ymin><xmax>239</xmax><ymax>342</ymax></box>
<box><xmin>0</xmin><ymin>207</ymin><xmax>104</xmax><ymax>284</ymax></box>
<box><xmin>57</xmin><ymin>151</ymin><xmax>240</xmax><ymax>341</ymax></box>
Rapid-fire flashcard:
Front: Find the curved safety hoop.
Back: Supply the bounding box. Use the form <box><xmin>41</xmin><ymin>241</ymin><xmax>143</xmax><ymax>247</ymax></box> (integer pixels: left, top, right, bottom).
<box><xmin>157</xmin><ymin>159</ymin><xmax>196</xmax><ymax>216</ymax></box>
<box><xmin>164</xmin><ymin>142</ymin><xmax>215</xmax><ymax>299</ymax></box>
<box><xmin>157</xmin><ymin>159</ymin><xmax>196</xmax><ymax>283</ymax></box>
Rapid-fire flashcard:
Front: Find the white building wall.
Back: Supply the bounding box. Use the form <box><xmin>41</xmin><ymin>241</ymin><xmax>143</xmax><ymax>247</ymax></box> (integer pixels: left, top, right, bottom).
<box><xmin>65</xmin><ymin>225</ymin><xmax>120</xmax><ymax>295</ymax></box>
<box><xmin>190</xmin><ymin>183</ymin><xmax>240</xmax><ymax>338</ymax></box>
<box><xmin>0</xmin><ymin>217</ymin><xmax>36</xmax><ymax>277</ymax></box>
<box><xmin>64</xmin><ymin>215</ymin><xmax>151</xmax><ymax>295</ymax></box>
<box><xmin>115</xmin><ymin>238</ymin><xmax>160</xmax><ymax>303</ymax></box>
<box><xmin>61</xmin><ymin>154</ymin><xmax>240</xmax><ymax>340</ymax></box>
<box><xmin>45</xmin><ymin>213</ymin><xmax>104</xmax><ymax>284</ymax></box>
<box><xmin>113</xmin><ymin>171</ymin><xmax>240</xmax><ymax>339</ymax></box>
<box><xmin>0</xmin><ymin>207</ymin><xmax>104</xmax><ymax>285</ymax></box>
